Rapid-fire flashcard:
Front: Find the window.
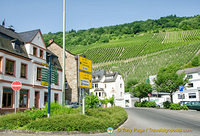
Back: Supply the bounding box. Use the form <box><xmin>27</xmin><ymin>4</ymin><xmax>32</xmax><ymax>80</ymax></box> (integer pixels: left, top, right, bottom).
<box><xmin>37</xmin><ymin>67</ymin><xmax>42</xmax><ymax>81</ymax></box>
<box><xmin>189</xmin><ymin>93</ymin><xmax>196</xmax><ymax>99</ymax></box>
<box><xmin>0</xmin><ymin>57</ymin><xmax>2</xmax><ymax>72</ymax></box>
<box><xmin>120</xmin><ymin>84</ymin><xmax>122</xmax><ymax>88</ymax></box>
<box><xmin>19</xmin><ymin>90</ymin><xmax>28</xmax><ymax>108</ymax></box>
<box><xmin>105</xmin><ymin>84</ymin><xmax>106</xmax><ymax>88</ymax></box>
<box><xmin>92</xmin><ymin>84</ymin><xmax>94</xmax><ymax>88</ymax></box>
<box><xmin>54</xmin><ymin>94</ymin><xmax>58</xmax><ymax>103</ymax></box>
<box><xmin>44</xmin><ymin>92</ymin><xmax>48</xmax><ymax>105</ymax></box>
<box><xmin>178</xmin><ymin>94</ymin><xmax>185</xmax><ymax>99</ymax></box>
<box><xmin>5</xmin><ymin>59</ymin><xmax>15</xmax><ymax>75</ymax></box>
<box><xmin>99</xmin><ymin>92</ymin><xmax>101</xmax><ymax>97</ymax></box>
<box><xmin>95</xmin><ymin>84</ymin><xmax>98</xmax><ymax>88</ymax></box>
<box><xmin>2</xmin><ymin>88</ymin><xmax>13</xmax><ymax>108</ymax></box>
<box><xmin>120</xmin><ymin>92</ymin><xmax>122</xmax><ymax>97</ymax></box>
<box><xmin>33</xmin><ymin>47</ymin><xmax>37</xmax><ymax>56</ymax></box>
<box><xmin>40</xmin><ymin>49</ymin><xmax>43</xmax><ymax>58</ymax></box>
<box><xmin>187</xmin><ymin>75</ymin><xmax>193</xmax><ymax>79</ymax></box>
<box><xmin>188</xmin><ymin>83</ymin><xmax>193</xmax><ymax>88</ymax></box>
<box><xmin>96</xmin><ymin>92</ymin><xmax>97</xmax><ymax>96</ymax></box>
<box><xmin>20</xmin><ymin>63</ymin><xmax>27</xmax><ymax>78</ymax></box>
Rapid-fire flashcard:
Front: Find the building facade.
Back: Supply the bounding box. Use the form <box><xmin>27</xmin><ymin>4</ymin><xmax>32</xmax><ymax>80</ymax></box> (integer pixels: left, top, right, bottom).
<box><xmin>47</xmin><ymin>40</ymin><xmax>78</xmax><ymax>104</ymax></box>
<box><xmin>0</xmin><ymin>26</ymin><xmax>62</xmax><ymax>114</ymax></box>
<box><xmin>90</xmin><ymin>70</ymin><xmax>125</xmax><ymax>107</ymax></box>
<box><xmin>174</xmin><ymin>67</ymin><xmax>200</xmax><ymax>103</ymax></box>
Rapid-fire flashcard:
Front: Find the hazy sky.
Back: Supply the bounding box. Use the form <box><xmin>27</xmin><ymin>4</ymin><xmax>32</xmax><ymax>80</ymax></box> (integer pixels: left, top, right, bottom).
<box><xmin>0</xmin><ymin>0</ymin><xmax>200</xmax><ymax>34</ymax></box>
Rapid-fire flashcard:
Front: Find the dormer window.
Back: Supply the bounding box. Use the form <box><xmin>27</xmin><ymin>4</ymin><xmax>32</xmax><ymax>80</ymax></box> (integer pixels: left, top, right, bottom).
<box><xmin>33</xmin><ymin>47</ymin><xmax>37</xmax><ymax>56</ymax></box>
<box><xmin>12</xmin><ymin>42</ymin><xmax>21</xmax><ymax>53</ymax></box>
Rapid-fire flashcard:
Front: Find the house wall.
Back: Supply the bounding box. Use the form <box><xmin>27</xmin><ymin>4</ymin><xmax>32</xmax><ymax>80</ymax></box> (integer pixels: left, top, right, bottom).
<box><xmin>47</xmin><ymin>42</ymin><xmax>78</xmax><ymax>103</ymax></box>
<box><xmin>0</xmin><ymin>32</ymin><xmax>63</xmax><ymax>114</ymax></box>
<box><xmin>90</xmin><ymin>74</ymin><xmax>125</xmax><ymax>107</ymax></box>
<box><xmin>173</xmin><ymin>72</ymin><xmax>200</xmax><ymax>103</ymax></box>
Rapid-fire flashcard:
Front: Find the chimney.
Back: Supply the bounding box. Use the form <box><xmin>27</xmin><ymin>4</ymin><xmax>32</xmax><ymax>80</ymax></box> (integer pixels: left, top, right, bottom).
<box><xmin>49</xmin><ymin>39</ymin><xmax>54</xmax><ymax>44</ymax></box>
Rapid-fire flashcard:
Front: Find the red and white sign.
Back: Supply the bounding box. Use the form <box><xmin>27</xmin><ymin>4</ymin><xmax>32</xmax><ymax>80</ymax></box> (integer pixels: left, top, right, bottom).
<box><xmin>11</xmin><ymin>81</ymin><xmax>22</xmax><ymax>91</ymax></box>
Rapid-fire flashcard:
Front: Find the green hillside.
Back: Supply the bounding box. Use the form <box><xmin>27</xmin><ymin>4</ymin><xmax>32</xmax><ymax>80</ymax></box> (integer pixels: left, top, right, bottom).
<box><xmin>43</xmin><ymin>15</ymin><xmax>200</xmax><ymax>83</ymax></box>
<box><xmin>83</xmin><ymin>30</ymin><xmax>200</xmax><ymax>82</ymax></box>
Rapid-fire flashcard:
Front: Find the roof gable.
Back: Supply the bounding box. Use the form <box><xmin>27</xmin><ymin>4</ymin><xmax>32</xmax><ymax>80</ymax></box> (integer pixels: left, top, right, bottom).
<box><xmin>31</xmin><ymin>31</ymin><xmax>46</xmax><ymax>49</ymax></box>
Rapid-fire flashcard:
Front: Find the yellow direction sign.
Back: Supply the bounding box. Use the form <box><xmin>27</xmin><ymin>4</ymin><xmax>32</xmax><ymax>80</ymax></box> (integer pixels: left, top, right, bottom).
<box><xmin>79</xmin><ymin>71</ymin><xmax>92</xmax><ymax>89</ymax></box>
<box><xmin>79</xmin><ymin>56</ymin><xmax>92</xmax><ymax>73</ymax></box>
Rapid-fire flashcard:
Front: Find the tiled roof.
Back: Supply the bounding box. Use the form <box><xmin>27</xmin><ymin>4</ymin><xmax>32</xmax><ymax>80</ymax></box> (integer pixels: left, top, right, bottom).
<box><xmin>18</xmin><ymin>29</ymin><xmax>39</xmax><ymax>42</ymax></box>
<box><xmin>0</xmin><ymin>25</ymin><xmax>23</xmax><ymax>42</ymax></box>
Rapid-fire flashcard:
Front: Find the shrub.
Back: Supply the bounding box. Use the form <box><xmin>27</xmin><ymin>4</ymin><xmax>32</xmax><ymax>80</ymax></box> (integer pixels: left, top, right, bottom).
<box><xmin>24</xmin><ymin>107</ymin><xmax>127</xmax><ymax>132</ymax></box>
<box><xmin>45</xmin><ymin>102</ymin><xmax>72</xmax><ymax>116</ymax></box>
<box><xmin>169</xmin><ymin>103</ymin><xmax>181</xmax><ymax>110</ymax></box>
<box><xmin>141</xmin><ymin>101</ymin><xmax>148</xmax><ymax>107</ymax></box>
<box><xmin>0</xmin><ymin>113</ymin><xmax>32</xmax><ymax>129</ymax></box>
<box><xmin>163</xmin><ymin>101</ymin><xmax>171</xmax><ymax>109</ymax></box>
<box><xmin>180</xmin><ymin>104</ymin><xmax>189</xmax><ymax>110</ymax></box>
<box><xmin>85</xmin><ymin>93</ymin><xmax>99</xmax><ymax>108</ymax></box>
<box><xmin>134</xmin><ymin>102</ymin><xmax>141</xmax><ymax>107</ymax></box>
<box><xmin>24</xmin><ymin>109</ymin><xmax>47</xmax><ymax>120</ymax></box>
<box><xmin>146</xmin><ymin>101</ymin><xmax>156</xmax><ymax>107</ymax></box>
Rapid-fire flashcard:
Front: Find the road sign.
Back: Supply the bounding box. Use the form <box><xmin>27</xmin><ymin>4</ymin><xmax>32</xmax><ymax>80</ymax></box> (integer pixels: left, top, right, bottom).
<box><xmin>148</xmin><ymin>93</ymin><xmax>151</xmax><ymax>97</ymax></box>
<box><xmin>79</xmin><ymin>56</ymin><xmax>92</xmax><ymax>73</ymax></box>
<box><xmin>11</xmin><ymin>81</ymin><xmax>22</xmax><ymax>91</ymax></box>
<box><xmin>79</xmin><ymin>71</ymin><xmax>92</xmax><ymax>88</ymax></box>
<box><xmin>179</xmin><ymin>86</ymin><xmax>183</xmax><ymax>92</ymax></box>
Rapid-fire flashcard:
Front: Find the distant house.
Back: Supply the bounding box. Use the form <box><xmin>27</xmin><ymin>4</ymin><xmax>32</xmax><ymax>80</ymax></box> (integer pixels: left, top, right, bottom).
<box><xmin>90</xmin><ymin>70</ymin><xmax>125</xmax><ymax>107</ymax></box>
<box><xmin>149</xmin><ymin>66</ymin><xmax>200</xmax><ymax>104</ymax></box>
<box><xmin>174</xmin><ymin>67</ymin><xmax>200</xmax><ymax>103</ymax></box>
<box><xmin>47</xmin><ymin>40</ymin><xmax>78</xmax><ymax>104</ymax></box>
<box><xmin>0</xmin><ymin>25</ymin><xmax>62</xmax><ymax>114</ymax></box>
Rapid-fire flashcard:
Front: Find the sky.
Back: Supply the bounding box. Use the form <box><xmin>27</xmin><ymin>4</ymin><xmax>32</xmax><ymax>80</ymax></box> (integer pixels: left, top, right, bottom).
<box><xmin>0</xmin><ymin>0</ymin><xmax>200</xmax><ymax>34</ymax></box>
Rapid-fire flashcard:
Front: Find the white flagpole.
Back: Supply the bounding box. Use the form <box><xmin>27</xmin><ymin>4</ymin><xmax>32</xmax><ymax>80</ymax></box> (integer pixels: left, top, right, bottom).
<box><xmin>62</xmin><ymin>0</ymin><xmax>66</xmax><ymax>106</ymax></box>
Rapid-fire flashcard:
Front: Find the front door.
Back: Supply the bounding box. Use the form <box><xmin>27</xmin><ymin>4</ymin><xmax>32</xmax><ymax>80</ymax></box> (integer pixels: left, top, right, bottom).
<box><xmin>34</xmin><ymin>91</ymin><xmax>40</xmax><ymax>108</ymax></box>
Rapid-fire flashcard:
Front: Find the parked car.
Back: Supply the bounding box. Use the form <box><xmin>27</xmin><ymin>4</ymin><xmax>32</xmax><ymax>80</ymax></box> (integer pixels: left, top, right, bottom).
<box><xmin>69</xmin><ymin>102</ymin><xmax>79</xmax><ymax>108</ymax></box>
<box><xmin>185</xmin><ymin>101</ymin><xmax>200</xmax><ymax>111</ymax></box>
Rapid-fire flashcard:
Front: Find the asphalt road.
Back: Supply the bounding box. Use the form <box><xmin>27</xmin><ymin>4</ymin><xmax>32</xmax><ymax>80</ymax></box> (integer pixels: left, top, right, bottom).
<box><xmin>1</xmin><ymin>108</ymin><xmax>200</xmax><ymax>136</ymax></box>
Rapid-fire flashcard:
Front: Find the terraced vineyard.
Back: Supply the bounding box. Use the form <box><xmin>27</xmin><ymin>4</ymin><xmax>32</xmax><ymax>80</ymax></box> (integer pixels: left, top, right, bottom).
<box><xmin>71</xmin><ymin>30</ymin><xmax>200</xmax><ymax>82</ymax></box>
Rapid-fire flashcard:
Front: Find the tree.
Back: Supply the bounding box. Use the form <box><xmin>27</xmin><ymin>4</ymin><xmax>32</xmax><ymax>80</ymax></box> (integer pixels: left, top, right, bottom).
<box><xmin>131</xmin><ymin>82</ymin><xmax>152</xmax><ymax>102</ymax></box>
<box><xmin>125</xmin><ymin>79</ymin><xmax>138</xmax><ymax>92</ymax></box>
<box><xmin>154</xmin><ymin>65</ymin><xmax>188</xmax><ymax>103</ymax></box>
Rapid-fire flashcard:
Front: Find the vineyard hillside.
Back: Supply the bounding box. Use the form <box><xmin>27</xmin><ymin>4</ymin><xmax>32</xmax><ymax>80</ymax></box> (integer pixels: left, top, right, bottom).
<box><xmin>72</xmin><ymin>30</ymin><xmax>200</xmax><ymax>82</ymax></box>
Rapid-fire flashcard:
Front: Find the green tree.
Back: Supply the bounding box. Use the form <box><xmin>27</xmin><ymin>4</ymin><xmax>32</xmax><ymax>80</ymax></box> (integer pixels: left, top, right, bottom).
<box><xmin>131</xmin><ymin>82</ymin><xmax>152</xmax><ymax>102</ymax></box>
<box><xmin>154</xmin><ymin>65</ymin><xmax>188</xmax><ymax>103</ymax></box>
<box><xmin>125</xmin><ymin>79</ymin><xmax>138</xmax><ymax>92</ymax></box>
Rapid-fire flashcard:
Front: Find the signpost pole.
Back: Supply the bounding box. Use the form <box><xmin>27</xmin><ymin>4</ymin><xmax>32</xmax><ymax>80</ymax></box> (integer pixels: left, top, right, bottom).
<box><xmin>82</xmin><ymin>88</ymin><xmax>85</xmax><ymax>115</ymax></box>
<box><xmin>15</xmin><ymin>91</ymin><xmax>17</xmax><ymax>114</ymax></box>
<box><xmin>47</xmin><ymin>56</ymin><xmax>52</xmax><ymax>118</ymax></box>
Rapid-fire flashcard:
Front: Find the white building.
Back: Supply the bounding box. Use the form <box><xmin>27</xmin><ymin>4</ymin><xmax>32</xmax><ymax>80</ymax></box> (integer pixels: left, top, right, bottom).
<box><xmin>124</xmin><ymin>92</ymin><xmax>139</xmax><ymax>107</ymax></box>
<box><xmin>89</xmin><ymin>70</ymin><xmax>125</xmax><ymax>107</ymax></box>
<box><xmin>148</xmin><ymin>75</ymin><xmax>170</xmax><ymax>105</ymax></box>
<box><xmin>0</xmin><ymin>26</ymin><xmax>62</xmax><ymax>114</ymax></box>
<box><xmin>174</xmin><ymin>67</ymin><xmax>200</xmax><ymax>103</ymax></box>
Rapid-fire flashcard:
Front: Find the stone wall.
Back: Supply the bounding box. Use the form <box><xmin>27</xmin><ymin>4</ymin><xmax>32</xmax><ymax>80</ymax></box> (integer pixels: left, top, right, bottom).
<box><xmin>47</xmin><ymin>41</ymin><xmax>78</xmax><ymax>103</ymax></box>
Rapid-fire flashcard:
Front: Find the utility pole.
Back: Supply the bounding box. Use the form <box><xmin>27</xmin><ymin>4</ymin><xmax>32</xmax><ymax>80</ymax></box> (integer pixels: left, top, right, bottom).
<box><xmin>62</xmin><ymin>0</ymin><xmax>66</xmax><ymax>106</ymax></box>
